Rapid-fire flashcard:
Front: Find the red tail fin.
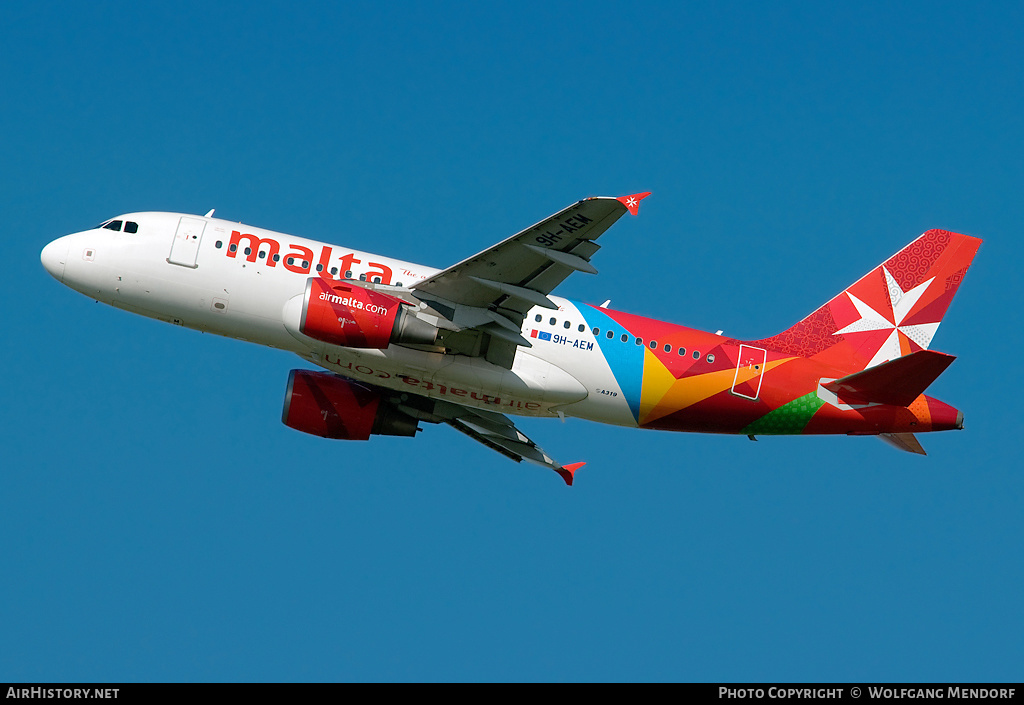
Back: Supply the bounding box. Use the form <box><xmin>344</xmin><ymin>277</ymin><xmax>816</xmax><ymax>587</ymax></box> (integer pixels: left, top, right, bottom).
<box><xmin>750</xmin><ymin>230</ymin><xmax>981</xmax><ymax>372</ymax></box>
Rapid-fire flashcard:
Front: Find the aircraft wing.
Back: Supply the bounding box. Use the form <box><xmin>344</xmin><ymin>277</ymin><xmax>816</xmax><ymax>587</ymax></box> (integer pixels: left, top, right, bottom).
<box><xmin>395</xmin><ymin>395</ymin><xmax>585</xmax><ymax>485</ymax></box>
<box><xmin>443</xmin><ymin>408</ymin><xmax>585</xmax><ymax>486</ymax></box>
<box><xmin>410</xmin><ymin>194</ymin><xmax>649</xmax><ymax>367</ymax></box>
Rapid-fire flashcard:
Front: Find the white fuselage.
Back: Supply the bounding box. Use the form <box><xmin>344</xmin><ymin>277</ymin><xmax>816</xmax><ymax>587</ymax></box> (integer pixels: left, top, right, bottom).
<box><xmin>41</xmin><ymin>212</ymin><xmax>640</xmax><ymax>427</ymax></box>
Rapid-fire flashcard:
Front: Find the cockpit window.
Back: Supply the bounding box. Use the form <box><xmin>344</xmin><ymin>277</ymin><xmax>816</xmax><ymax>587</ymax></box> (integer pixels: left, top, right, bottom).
<box><xmin>95</xmin><ymin>219</ymin><xmax>138</xmax><ymax>233</ymax></box>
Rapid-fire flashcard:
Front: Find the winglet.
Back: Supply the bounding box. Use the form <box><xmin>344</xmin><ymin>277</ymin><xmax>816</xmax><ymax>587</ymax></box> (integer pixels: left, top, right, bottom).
<box><xmin>616</xmin><ymin>192</ymin><xmax>651</xmax><ymax>216</ymax></box>
<box><xmin>555</xmin><ymin>461</ymin><xmax>586</xmax><ymax>486</ymax></box>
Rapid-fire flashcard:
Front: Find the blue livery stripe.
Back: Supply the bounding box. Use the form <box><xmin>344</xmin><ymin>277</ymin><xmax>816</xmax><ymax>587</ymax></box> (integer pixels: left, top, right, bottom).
<box><xmin>574</xmin><ymin>302</ymin><xmax>644</xmax><ymax>423</ymax></box>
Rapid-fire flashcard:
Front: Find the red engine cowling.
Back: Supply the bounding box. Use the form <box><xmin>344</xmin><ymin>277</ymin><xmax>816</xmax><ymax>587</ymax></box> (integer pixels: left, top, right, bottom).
<box><xmin>299</xmin><ymin>278</ymin><xmax>436</xmax><ymax>348</ymax></box>
<box><xmin>282</xmin><ymin>370</ymin><xmax>419</xmax><ymax>440</ymax></box>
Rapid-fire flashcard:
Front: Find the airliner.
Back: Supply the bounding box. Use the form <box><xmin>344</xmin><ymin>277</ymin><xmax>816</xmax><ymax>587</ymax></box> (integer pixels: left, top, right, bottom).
<box><xmin>40</xmin><ymin>194</ymin><xmax>980</xmax><ymax>484</ymax></box>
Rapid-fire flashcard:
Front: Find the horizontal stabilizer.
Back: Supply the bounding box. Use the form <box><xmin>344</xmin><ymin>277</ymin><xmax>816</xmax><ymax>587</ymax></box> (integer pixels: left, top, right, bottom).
<box><xmin>878</xmin><ymin>432</ymin><xmax>927</xmax><ymax>455</ymax></box>
<box><xmin>823</xmin><ymin>350</ymin><xmax>955</xmax><ymax>407</ymax></box>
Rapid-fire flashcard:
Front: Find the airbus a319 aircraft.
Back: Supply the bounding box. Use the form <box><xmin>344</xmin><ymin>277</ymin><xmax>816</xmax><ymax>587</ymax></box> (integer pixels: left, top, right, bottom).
<box><xmin>41</xmin><ymin>194</ymin><xmax>980</xmax><ymax>484</ymax></box>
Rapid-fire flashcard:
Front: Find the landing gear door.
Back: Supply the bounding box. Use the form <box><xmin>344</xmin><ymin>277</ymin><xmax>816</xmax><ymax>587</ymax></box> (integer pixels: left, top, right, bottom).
<box><xmin>168</xmin><ymin>216</ymin><xmax>206</xmax><ymax>268</ymax></box>
<box><xmin>731</xmin><ymin>344</ymin><xmax>767</xmax><ymax>400</ymax></box>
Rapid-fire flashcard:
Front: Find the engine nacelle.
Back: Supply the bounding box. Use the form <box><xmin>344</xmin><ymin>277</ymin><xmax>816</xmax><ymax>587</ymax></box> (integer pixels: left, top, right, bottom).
<box><xmin>299</xmin><ymin>277</ymin><xmax>436</xmax><ymax>348</ymax></box>
<box><xmin>282</xmin><ymin>370</ymin><xmax>419</xmax><ymax>440</ymax></box>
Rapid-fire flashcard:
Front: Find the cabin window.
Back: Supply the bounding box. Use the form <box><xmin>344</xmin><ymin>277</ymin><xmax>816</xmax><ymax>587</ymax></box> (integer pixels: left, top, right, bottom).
<box><xmin>664</xmin><ymin>344</ymin><xmax>671</xmax><ymax>353</ymax></box>
<box><xmin>286</xmin><ymin>257</ymin><xmax>294</xmax><ymax>265</ymax></box>
<box><xmin>549</xmin><ymin>317</ymin><xmax>557</xmax><ymax>326</ymax></box>
<box><xmin>678</xmin><ymin>347</ymin><xmax>686</xmax><ymax>356</ymax></box>
<box><xmin>345</xmin><ymin>270</ymin><xmax>352</xmax><ymax>278</ymax></box>
<box><xmin>372</xmin><ymin>276</ymin><xmax>381</xmax><ymax>283</ymax></box>
<box><xmin>706</xmin><ymin>354</ymin><xmax>715</xmax><ymax>363</ymax></box>
<box><xmin>230</xmin><ymin>244</ymin><xmax>238</xmax><ymax>253</ymax></box>
<box><xmin>606</xmin><ymin>330</ymin><xmax>613</xmax><ymax>339</ymax></box>
<box><xmin>303</xmin><ymin>261</ymin><xmax>310</xmax><ymax>269</ymax></box>
<box><xmin>259</xmin><ymin>251</ymin><xmax>266</xmax><ymax>259</ymax></box>
<box><xmin>331</xmin><ymin>267</ymin><xmax>338</xmax><ymax>275</ymax></box>
<box><xmin>692</xmin><ymin>350</ymin><xmax>700</xmax><ymax>359</ymax></box>
<box><xmin>563</xmin><ymin>321</ymin><xmax>570</xmax><ymax>329</ymax></box>
<box><xmin>593</xmin><ymin>327</ymin><xmax>600</xmax><ymax>335</ymax></box>
<box><xmin>578</xmin><ymin>324</ymin><xmax>586</xmax><ymax>332</ymax></box>
<box><xmin>316</xmin><ymin>263</ymin><xmax>323</xmax><ymax>271</ymax></box>
<box><xmin>635</xmin><ymin>337</ymin><xmax>643</xmax><ymax>346</ymax></box>
<box><xmin>215</xmin><ymin>241</ymin><xmax>223</xmax><ymax>249</ymax></box>
<box><xmin>535</xmin><ymin>315</ymin><xmax>542</xmax><ymax>323</ymax></box>
<box><xmin>649</xmin><ymin>340</ymin><xmax>657</xmax><ymax>349</ymax></box>
<box><xmin>243</xmin><ymin>247</ymin><xmax>251</xmax><ymax>255</ymax></box>
<box><xmin>273</xmin><ymin>254</ymin><xmax>280</xmax><ymax>262</ymax></box>
<box><xmin>620</xmin><ymin>334</ymin><xmax>628</xmax><ymax>342</ymax></box>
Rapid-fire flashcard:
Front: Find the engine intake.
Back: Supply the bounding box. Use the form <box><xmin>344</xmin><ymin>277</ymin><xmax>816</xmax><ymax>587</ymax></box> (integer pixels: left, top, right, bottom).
<box><xmin>299</xmin><ymin>278</ymin><xmax>436</xmax><ymax>349</ymax></box>
<box><xmin>282</xmin><ymin>369</ymin><xmax>419</xmax><ymax>440</ymax></box>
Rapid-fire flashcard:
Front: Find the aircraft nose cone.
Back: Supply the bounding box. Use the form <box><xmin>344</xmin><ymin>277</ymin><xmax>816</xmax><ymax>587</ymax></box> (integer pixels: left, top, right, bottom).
<box><xmin>41</xmin><ymin>237</ymin><xmax>69</xmax><ymax>282</ymax></box>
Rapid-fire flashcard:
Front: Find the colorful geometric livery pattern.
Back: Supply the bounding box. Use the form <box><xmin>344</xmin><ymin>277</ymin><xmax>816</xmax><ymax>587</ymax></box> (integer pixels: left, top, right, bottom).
<box><xmin>748</xmin><ymin>230</ymin><xmax>982</xmax><ymax>372</ymax></box>
<box><xmin>578</xmin><ymin>230</ymin><xmax>979</xmax><ymax>438</ymax></box>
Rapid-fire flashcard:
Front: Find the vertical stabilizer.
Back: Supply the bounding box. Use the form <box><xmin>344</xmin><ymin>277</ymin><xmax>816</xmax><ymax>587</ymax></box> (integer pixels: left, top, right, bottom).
<box><xmin>750</xmin><ymin>230</ymin><xmax>981</xmax><ymax>373</ymax></box>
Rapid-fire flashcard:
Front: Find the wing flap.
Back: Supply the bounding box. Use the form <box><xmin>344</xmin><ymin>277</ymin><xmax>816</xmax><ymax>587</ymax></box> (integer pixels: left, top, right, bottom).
<box><xmin>468</xmin><ymin>276</ymin><xmax>558</xmax><ymax>310</ymax></box>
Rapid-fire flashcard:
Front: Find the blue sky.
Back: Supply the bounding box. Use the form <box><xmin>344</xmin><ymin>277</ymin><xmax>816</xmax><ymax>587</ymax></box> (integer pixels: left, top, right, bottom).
<box><xmin>3</xmin><ymin>1</ymin><xmax>1022</xmax><ymax>682</ymax></box>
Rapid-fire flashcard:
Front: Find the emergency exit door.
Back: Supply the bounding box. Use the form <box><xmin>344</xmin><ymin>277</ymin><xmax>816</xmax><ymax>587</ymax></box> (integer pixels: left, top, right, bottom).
<box><xmin>168</xmin><ymin>216</ymin><xmax>206</xmax><ymax>268</ymax></box>
<box><xmin>731</xmin><ymin>344</ymin><xmax>767</xmax><ymax>400</ymax></box>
